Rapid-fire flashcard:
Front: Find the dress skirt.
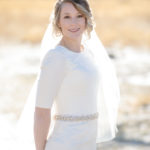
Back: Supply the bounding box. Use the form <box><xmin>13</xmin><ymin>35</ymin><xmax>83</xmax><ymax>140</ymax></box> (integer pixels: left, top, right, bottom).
<box><xmin>45</xmin><ymin>119</ymin><xmax>98</xmax><ymax>150</ymax></box>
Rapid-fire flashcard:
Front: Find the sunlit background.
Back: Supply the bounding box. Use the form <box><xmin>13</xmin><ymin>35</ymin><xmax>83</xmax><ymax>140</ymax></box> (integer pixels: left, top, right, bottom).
<box><xmin>0</xmin><ymin>0</ymin><xmax>150</xmax><ymax>149</ymax></box>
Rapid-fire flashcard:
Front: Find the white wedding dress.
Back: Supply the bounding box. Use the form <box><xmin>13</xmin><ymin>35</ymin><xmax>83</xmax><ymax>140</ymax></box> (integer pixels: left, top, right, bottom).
<box><xmin>35</xmin><ymin>45</ymin><xmax>101</xmax><ymax>150</ymax></box>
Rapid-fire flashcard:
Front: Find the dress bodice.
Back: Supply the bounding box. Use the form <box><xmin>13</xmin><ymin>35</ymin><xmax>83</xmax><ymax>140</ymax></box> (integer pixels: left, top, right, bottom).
<box><xmin>35</xmin><ymin>45</ymin><xmax>101</xmax><ymax>115</ymax></box>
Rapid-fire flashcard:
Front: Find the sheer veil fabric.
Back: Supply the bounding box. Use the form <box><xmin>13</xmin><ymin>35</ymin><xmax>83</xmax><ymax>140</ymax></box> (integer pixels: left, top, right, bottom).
<box><xmin>15</xmin><ymin>6</ymin><xmax>120</xmax><ymax>149</ymax></box>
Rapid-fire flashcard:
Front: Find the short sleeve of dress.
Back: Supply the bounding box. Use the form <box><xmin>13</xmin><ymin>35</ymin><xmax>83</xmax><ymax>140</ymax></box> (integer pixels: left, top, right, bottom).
<box><xmin>35</xmin><ymin>49</ymin><xmax>66</xmax><ymax>109</ymax></box>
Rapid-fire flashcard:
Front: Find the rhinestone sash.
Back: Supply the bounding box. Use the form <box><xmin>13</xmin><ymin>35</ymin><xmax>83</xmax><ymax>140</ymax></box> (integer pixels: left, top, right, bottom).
<box><xmin>53</xmin><ymin>112</ymin><xmax>99</xmax><ymax>121</ymax></box>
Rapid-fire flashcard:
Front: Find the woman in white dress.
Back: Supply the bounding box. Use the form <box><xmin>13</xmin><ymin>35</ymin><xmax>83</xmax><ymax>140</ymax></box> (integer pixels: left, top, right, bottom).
<box><xmin>16</xmin><ymin>0</ymin><xmax>120</xmax><ymax>150</ymax></box>
<box><xmin>34</xmin><ymin>1</ymin><xmax>99</xmax><ymax>149</ymax></box>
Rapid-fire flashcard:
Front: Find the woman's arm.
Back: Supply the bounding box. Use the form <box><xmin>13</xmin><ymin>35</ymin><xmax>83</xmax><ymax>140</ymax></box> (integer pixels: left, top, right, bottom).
<box><xmin>34</xmin><ymin>107</ymin><xmax>51</xmax><ymax>150</ymax></box>
<box><xmin>33</xmin><ymin>50</ymin><xmax>66</xmax><ymax>150</ymax></box>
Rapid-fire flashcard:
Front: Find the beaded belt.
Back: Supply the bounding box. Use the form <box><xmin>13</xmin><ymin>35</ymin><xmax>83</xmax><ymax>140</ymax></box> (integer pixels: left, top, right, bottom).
<box><xmin>53</xmin><ymin>112</ymin><xmax>99</xmax><ymax>121</ymax></box>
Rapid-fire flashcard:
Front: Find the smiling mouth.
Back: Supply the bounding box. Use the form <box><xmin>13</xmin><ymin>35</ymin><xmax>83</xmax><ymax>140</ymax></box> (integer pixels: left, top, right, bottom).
<box><xmin>69</xmin><ymin>28</ymin><xmax>80</xmax><ymax>32</ymax></box>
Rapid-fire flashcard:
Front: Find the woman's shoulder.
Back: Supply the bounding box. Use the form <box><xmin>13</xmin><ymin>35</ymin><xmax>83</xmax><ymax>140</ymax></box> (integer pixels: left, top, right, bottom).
<box><xmin>40</xmin><ymin>46</ymin><xmax>67</xmax><ymax>68</ymax></box>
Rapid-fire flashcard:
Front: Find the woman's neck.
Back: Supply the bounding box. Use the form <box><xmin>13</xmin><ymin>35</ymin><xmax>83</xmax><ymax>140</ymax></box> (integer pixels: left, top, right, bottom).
<box><xmin>59</xmin><ymin>37</ymin><xmax>84</xmax><ymax>53</ymax></box>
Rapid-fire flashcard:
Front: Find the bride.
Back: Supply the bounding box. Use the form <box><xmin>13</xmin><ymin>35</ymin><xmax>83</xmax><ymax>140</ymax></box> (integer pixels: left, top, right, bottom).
<box><xmin>16</xmin><ymin>1</ymin><xmax>120</xmax><ymax>150</ymax></box>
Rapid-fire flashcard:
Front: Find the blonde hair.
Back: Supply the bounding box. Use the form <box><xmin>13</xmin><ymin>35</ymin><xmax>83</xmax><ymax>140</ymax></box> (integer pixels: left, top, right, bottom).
<box><xmin>52</xmin><ymin>0</ymin><xmax>95</xmax><ymax>38</ymax></box>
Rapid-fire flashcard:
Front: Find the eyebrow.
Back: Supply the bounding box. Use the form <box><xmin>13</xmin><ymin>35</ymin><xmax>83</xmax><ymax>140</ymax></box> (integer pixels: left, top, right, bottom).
<box><xmin>62</xmin><ymin>12</ymin><xmax>81</xmax><ymax>15</ymax></box>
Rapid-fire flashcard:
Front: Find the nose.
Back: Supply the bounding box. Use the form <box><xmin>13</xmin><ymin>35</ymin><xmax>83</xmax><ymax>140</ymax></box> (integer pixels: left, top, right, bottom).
<box><xmin>70</xmin><ymin>17</ymin><xmax>78</xmax><ymax>26</ymax></box>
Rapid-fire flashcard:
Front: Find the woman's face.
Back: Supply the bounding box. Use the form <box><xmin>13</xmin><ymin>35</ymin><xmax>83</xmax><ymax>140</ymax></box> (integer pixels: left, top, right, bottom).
<box><xmin>58</xmin><ymin>2</ymin><xmax>86</xmax><ymax>41</ymax></box>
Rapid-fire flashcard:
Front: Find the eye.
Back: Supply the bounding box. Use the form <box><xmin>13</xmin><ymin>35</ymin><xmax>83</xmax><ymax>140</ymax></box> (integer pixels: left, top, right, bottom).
<box><xmin>64</xmin><ymin>15</ymin><xmax>70</xmax><ymax>19</ymax></box>
<box><xmin>77</xmin><ymin>15</ymin><xmax>83</xmax><ymax>18</ymax></box>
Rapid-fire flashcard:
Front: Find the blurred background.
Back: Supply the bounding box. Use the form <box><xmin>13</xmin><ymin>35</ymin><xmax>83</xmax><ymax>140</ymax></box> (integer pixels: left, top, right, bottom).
<box><xmin>0</xmin><ymin>0</ymin><xmax>150</xmax><ymax>149</ymax></box>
